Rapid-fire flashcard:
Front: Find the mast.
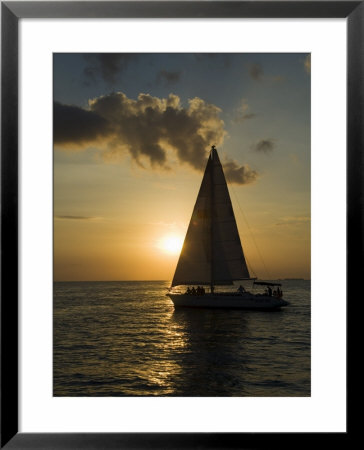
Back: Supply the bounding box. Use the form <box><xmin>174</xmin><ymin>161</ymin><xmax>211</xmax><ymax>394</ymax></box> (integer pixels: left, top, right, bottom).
<box><xmin>210</xmin><ymin>146</ymin><xmax>215</xmax><ymax>294</ymax></box>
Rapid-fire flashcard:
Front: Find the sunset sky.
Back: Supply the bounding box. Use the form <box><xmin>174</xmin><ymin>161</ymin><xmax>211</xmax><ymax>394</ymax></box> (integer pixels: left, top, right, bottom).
<box><xmin>54</xmin><ymin>53</ymin><xmax>310</xmax><ymax>281</ymax></box>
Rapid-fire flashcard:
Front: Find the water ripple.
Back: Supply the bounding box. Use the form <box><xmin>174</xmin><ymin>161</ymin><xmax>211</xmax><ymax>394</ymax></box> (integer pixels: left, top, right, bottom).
<box><xmin>54</xmin><ymin>280</ymin><xmax>310</xmax><ymax>396</ymax></box>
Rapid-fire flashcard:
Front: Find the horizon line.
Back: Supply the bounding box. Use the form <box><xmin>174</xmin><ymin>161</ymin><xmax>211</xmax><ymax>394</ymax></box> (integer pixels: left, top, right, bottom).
<box><xmin>54</xmin><ymin>278</ymin><xmax>311</xmax><ymax>283</ymax></box>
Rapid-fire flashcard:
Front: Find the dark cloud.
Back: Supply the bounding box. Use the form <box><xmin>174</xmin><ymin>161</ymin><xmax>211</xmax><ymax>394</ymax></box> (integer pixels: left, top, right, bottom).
<box><xmin>54</xmin><ymin>102</ymin><xmax>111</xmax><ymax>147</ymax></box>
<box><xmin>54</xmin><ymin>92</ymin><xmax>258</xmax><ymax>185</ymax></box>
<box><xmin>234</xmin><ymin>112</ymin><xmax>257</xmax><ymax>123</ymax></box>
<box><xmin>223</xmin><ymin>160</ymin><xmax>258</xmax><ymax>185</ymax></box>
<box><xmin>248</xmin><ymin>63</ymin><xmax>284</xmax><ymax>83</ymax></box>
<box><xmin>241</xmin><ymin>113</ymin><xmax>257</xmax><ymax>120</ymax></box>
<box><xmin>83</xmin><ymin>54</ymin><xmax>137</xmax><ymax>84</ymax></box>
<box><xmin>55</xmin><ymin>215</ymin><xmax>96</xmax><ymax>220</ymax></box>
<box><xmin>251</xmin><ymin>139</ymin><xmax>276</xmax><ymax>153</ymax></box>
<box><xmin>234</xmin><ymin>100</ymin><xmax>257</xmax><ymax>123</ymax></box>
<box><xmin>248</xmin><ymin>63</ymin><xmax>264</xmax><ymax>81</ymax></box>
<box><xmin>54</xmin><ymin>92</ymin><xmax>226</xmax><ymax>171</ymax></box>
<box><xmin>156</xmin><ymin>70</ymin><xmax>182</xmax><ymax>86</ymax></box>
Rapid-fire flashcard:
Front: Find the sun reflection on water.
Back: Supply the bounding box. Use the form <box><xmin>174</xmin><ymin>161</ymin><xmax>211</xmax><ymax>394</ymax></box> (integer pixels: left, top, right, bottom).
<box><xmin>54</xmin><ymin>280</ymin><xmax>311</xmax><ymax>396</ymax></box>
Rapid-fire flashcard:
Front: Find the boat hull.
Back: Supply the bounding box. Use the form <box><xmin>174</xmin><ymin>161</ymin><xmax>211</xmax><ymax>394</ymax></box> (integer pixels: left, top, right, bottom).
<box><xmin>167</xmin><ymin>293</ymin><xmax>289</xmax><ymax>310</ymax></box>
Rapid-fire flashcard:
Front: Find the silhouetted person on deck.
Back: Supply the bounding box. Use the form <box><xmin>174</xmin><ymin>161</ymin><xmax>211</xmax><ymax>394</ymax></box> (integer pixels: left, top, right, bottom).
<box><xmin>186</xmin><ymin>287</ymin><xmax>191</xmax><ymax>295</ymax></box>
<box><xmin>191</xmin><ymin>287</ymin><xmax>196</xmax><ymax>295</ymax></box>
<box><xmin>238</xmin><ymin>285</ymin><xmax>245</xmax><ymax>294</ymax></box>
<box><xmin>268</xmin><ymin>286</ymin><xmax>272</xmax><ymax>296</ymax></box>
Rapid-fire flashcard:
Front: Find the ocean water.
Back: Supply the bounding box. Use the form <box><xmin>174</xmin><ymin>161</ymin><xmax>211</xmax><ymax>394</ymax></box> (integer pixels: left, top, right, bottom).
<box><xmin>54</xmin><ymin>280</ymin><xmax>310</xmax><ymax>396</ymax></box>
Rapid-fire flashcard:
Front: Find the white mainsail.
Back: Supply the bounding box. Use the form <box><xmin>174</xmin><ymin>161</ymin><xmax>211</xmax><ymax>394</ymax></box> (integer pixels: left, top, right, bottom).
<box><xmin>171</xmin><ymin>146</ymin><xmax>250</xmax><ymax>287</ymax></box>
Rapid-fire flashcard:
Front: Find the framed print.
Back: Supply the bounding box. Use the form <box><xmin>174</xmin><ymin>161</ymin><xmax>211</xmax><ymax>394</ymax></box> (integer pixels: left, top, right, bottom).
<box><xmin>1</xmin><ymin>1</ymin><xmax>359</xmax><ymax>448</ymax></box>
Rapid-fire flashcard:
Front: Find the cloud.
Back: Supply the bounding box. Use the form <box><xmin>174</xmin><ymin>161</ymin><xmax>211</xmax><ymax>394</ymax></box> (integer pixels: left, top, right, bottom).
<box><xmin>54</xmin><ymin>102</ymin><xmax>111</xmax><ymax>147</ymax></box>
<box><xmin>54</xmin><ymin>92</ymin><xmax>259</xmax><ymax>185</ymax></box>
<box><xmin>223</xmin><ymin>160</ymin><xmax>258</xmax><ymax>185</ymax></box>
<box><xmin>54</xmin><ymin>91</ymin><xmax>227</xmax><ymax>171</ymax></box>
<box><xmin>240</xmin><ymin>113</ymin><xmax>256</xmax><ymax>120</ymax></box>
<box><xmin>83</xmin><ymin>54</ymin><xmax>138</xmax><ymax>83</ymax></box>
<box><xmin>304</xmin><ymin>54</ymin><xmax>311</xmax><ymax>74</ymax></box>
<box><xmin>251</xmin><ymin>139</ymin><xmax>276</xmax><ymax>153</ymax></box>
<box><xmin>234</xmin><ymin>99</ymin><xmax>257</xmax><ymax>123</ymax></box>
<box><xmin>276</xmin><ymin>216</ymin><xmax>310</xmax><ymax>226</ymax></box>
<box><xmin>248</xmin><ymin>63</ymin><xmax>264</xmax><ymax>81</ymax></box>
<box><xmin>55</xmin><ymin>215</ymin><xmax>97</xmax><ymax>220</ymax></box>
<box><xmin>248</xmin><ymin>63</ymin><xmax>284</xmax><ymax>83</ymax></box>
<box><xmin>156</xmin><ymin>70</ymin><xmax>182</xmax><ymax>86</ymax></box>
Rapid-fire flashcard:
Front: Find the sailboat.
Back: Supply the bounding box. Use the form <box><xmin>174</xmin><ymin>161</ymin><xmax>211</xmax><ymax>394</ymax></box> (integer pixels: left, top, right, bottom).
<box><xmin>167</xmin><ymin>146</ymin><xmax>289</xmax><ymax>310</ymax></box>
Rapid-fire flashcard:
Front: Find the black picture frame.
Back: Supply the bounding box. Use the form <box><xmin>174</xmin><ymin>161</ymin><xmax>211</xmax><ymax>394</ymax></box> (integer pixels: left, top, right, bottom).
<box><xmin>1</xmin><ymin>1</ymin><xmax>358</xmax><ymax>448</ymax></box>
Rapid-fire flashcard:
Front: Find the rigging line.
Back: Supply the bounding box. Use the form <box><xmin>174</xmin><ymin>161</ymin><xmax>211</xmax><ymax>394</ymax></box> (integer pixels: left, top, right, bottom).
<box><xmin>232</xmin><ymin>185</ymin><xmax>271</xmax><ymax>280</ymax></box>
<box><xmin>218</xmin><ymin>145</ymin><xmax>258</xmax><ymax>279</ymax></box>
<box><xmin>225</xmin><ymin>171</ymin><xmax>272</xmax><ymax>280</ymax></box>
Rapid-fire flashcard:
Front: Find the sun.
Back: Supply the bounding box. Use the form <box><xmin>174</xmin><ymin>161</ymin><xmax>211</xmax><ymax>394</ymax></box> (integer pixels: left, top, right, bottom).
<box><xmin>158</xmin><ymin>235</ymin><xmax>184</xmax><ymax>255</ymax></box>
